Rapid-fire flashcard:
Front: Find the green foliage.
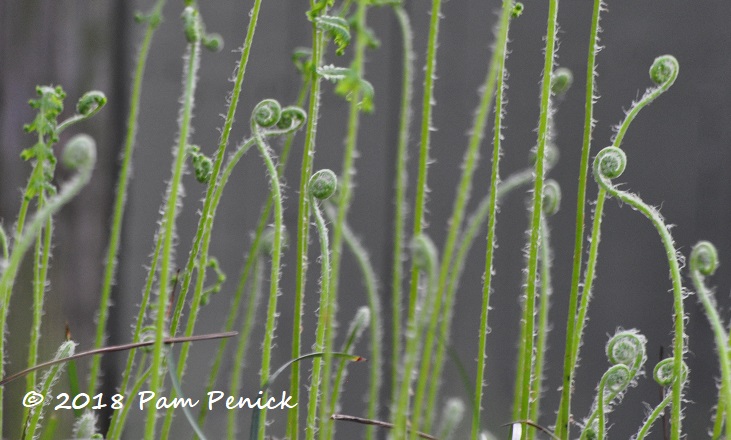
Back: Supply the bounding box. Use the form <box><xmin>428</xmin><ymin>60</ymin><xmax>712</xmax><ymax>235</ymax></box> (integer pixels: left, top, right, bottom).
<box><xmin>3</xmin><ymin>2</ymin><xmax>725</xmax><ymax>440</ymax></box>
<box><xmin>316</xmin><ymin>15</ymin><xmax>351</xmax><ymax>55</ymax></box>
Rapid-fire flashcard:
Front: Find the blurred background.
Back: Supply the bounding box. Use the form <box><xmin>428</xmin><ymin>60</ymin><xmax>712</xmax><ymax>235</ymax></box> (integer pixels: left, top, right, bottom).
<box><xmin>2</xmin><ymin>0</ymin><xmax>731</xmax><ymax>438</ymax></box>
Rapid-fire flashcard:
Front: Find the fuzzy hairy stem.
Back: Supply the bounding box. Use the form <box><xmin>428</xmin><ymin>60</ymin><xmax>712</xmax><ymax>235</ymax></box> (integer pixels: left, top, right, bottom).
<box><xmin>593</xmin><ymin>147</ymin><xmax>686</xmax><ymax>440</ymax></box>
<box><xmin>306</xmin><ymin>185</ymin><xmax>334</xmax><ymax>440</ymax></box>
<box><xmin>325</xmin><ymin>203</ymin><xmax>382</xmax><ymax>440</ymax></box>
<box><xmin>144</xmin><ymin>28</ymin><xmax>200</xmax><ymax>440</ymax></box>
<box><xmin>288</xmin><ymin>16</ymin><xmax>327</xmax><ymax>440</ymax></box>
<box><xmin>469</xmin><ymin>3</ymin><xmax>515</xmax><ymax>438</ymax></box>
<box><xmin>689</xmin><ymin>242</ymin><xmax>731</xmax><ymax>440</ymax></box>
<box><xmin>394</xmin><ymin>0</ymin><xmax>443</xmax><ymax>435</ymax></box>
<box><xmin>554</xmin><ymin>1</ymin><xmax>602</xmax><ymax>436</ymax></box>
<box><xmin>389</xmin><ymin>4</ymin><xmax>414</xmax><ymax>417</ymax></box>
<box><xmin>518</xmin><ymin>1</ymin><xmax>559</xmax><ymax>435</ymax></box>
<box><xmin>88</xmin><ymin>0</ymin><xmax>166</xmax><ymax>396</ymax></box>
<box><xmin>563</xmin><ymin>53</ymin><xmax>678</xmax><ymax>440</ymax></box>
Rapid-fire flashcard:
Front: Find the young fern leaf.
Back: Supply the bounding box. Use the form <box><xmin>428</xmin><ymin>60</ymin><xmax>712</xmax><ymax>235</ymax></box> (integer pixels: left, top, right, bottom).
<box><xmin>302</xmin><ymin>169</ymin><xmax>337</xmax><ymax>440</ymax></box>
<box><xmin>198</xmin><ymin>91</ymin><xmax>306</xmax><ymax>430</ymax></box>
<box><xmin>315</xmin><ymin>15</ymin><xmax>351</xmax><ymax>55</ymax></box>
<box><xmin>0</xmin><ymin>133</ymin><xmax>96</xmax><ymax>431</ymax></box>
<box><xmin>335</xmin><ymin>73</ymin><xmax>374</xmax><ymax>113</ymax></box>
<box><xmin>579</xmin><ymin>330</ymin><xmax>647</xmax><ymax>440</ymax></box>
<box><xmin>593</xmin><ymin>146</ymin><xmax>687</xmax><ymax>440</ymax></box>
<box><xmin>688</xmin><ymin>241</ymin><xmax>731</xmax><ymax>440</ymax></box>
<box><xmin>248</xmin><ymin>99</ymin><xmax>288</xmax><ymax>440</ymax></box>
<box><xmin>632</xmin><ymin>358</ymin><xmax>688</xmax><ymax>440</ymax></box>
<box><xmin>566</xmin><ymin>54</ymin><xmax>679</xmax><ymax>440</ymax></box>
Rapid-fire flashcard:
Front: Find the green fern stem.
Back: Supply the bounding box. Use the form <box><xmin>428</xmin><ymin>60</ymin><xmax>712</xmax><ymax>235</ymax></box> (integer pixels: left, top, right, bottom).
<box><xmin>394</xmin><ymin>0</ymin><xmax>443</xmax><ymax>435</ymax></box>
<box><xmin>25</xmin><ymin>204</ymin><xmax>52</xmax><ymax>404</ymax></box>
<box><xmin>467</xmin><ymin>3</ymin><xmax>515</xmax><ymax>438</ymax></box>
<box><xmin>144</xmin><ymin>29</ymin><xmax>200</xmax><ymax>440</ymax></box>
<box><xmin>160</xmin><ymin>3</ymin><xmax>265</xmax><ymax>436</ymax></box>
<box><xmin>324</xmin><ymin>2</ymin><xmax>369</xmax><ymax>437</ymax></box>
<box><xmin>288</xmin><ymin>17</ymin><xmax>327</xmax><ymax>440</ymax></box>
<box><xmin>554</xmin><ymin>0</ymin><xmax>602</xmax><ymax>436</ymax></box>
<box><xmin>252</xmin><ymin>121</ymin><xmax>285</xmax><ymax>440</ymax></box>
<box><xmin>162</xmin><ymin>113</ymin><xmax>299</xmax><ymax>436</ymax></box>
<box><xmin>689</xmin><ymin>242</ymin><xmax>731</xmax><ymax>440</ymax></box>
<box><xmin>198</xmin><ymin>84</ymin><xmax>308</xmax><ymax>430</ymax></box>
<box><xmin>88</xmin><ymin>0</ymin><xmax>166</xmax><ymax>396</ymax></box>
<box><xmin>528</xmin><ymin>213</ymin><xmax>554</xmax><ymax>437</ymax></box>
<box><xmin>562</xmin><ymin>53</ymin><xmax>678</xmax><ymax>440</ymax></box>
<box><xmin>389</xmin><ymin>4</ymin><xmax>414</xmax><ymax>412</ymax></box>
<box><xmin>168</xmin><ymin>0</ymin><xmax>264</xmax><ymax>338</ymax></box>
<box><xmin>109</xmin><ymin>362</ymin><xmax>153</xmax><ymax>440</ymax></box>
<box><xmin>0</xmin><ymin>134</ymin><xmax>95</xmax><ymax>435</ymax></box>
<box><xmin>227</xmin><ymin>256</ymin><xmax>263</xmax><ymax>440</ymax></box>
<box><xmin>518</xmin><ymin>0</ymin><xmax>558</xmax><ymax>435</ymax></box>
<box><xmin>106</xmin><ymin>232</ymin><xmax>163</xmax><ymax>440</ymax></box>
<box><xmin>426</xmin><ymin>168</ymin><xmax>532</xmax><ymax>430</ymax></box>
<box><xmin>414</xmin><ymin>1</ymin><xmax>517</xmax><ymax>433</ymax></box>
<box><xmin>593</xmin><ymin>147</ymin><xmax>686</xmax><ymax>440</ymax></box>
<box><xmin>635</xmin><ymin>394</ymin><xmax>672</xmax><ymax>440</ymax></box>
<box><xmin>306</xmin><ymin>173</ymin><xmax>335</xmax><ymax>440</ymax></box>
<box><xmin>324</xmin><ymin>203</ymin><xmax>382</xmax><ymax>440</ymax></box>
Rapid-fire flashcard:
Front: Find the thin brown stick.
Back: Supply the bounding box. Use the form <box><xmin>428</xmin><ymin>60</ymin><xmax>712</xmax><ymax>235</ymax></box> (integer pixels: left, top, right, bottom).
<box><xmin>0</xmin><ymin>331</ymin><xmax>237</xmax><ymax>387</ymax></box>
<box><xmin>330</xmin><ymin>414</ymin><xmax>439</xmax><ymax>440</ymax></box>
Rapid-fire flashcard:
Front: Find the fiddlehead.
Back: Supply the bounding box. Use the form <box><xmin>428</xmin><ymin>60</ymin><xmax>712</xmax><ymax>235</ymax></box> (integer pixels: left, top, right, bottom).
<box><xmin>593</xmin><ymin>146</ymin><xmax>687</xmax><ymax>440</ymax></box>
<box><xmin>633</xmin><ymin>358</ymin><xmax>689</xmax><ymax>440</ymax></box>
<box><xmin>542</xmin><ymin>179</ymin><xmax>561</xmax><ymax>217</ymax></box>
<box><xmin>253</xmin><ymin>98</ymin><xmax>282</xmax><ymax>128</ymax></box>
<box><xmin>550</xmin><ymin>67</ymin><xmax>573</xmax><ymax>96</ymax></box>
<box><xmin>249</xmin><ymin>99</ymin><xmax>287</xmax><ymax>440</ymax></box>
<box><xmin>580</xmin><ymin>330</ymin><xmax>647</xmax><ymax>440</ymax></box>
<box><xmin>309</xmin><ymin>169</ymin><xmax>338</xmax><ymax>201</ymax></box>
<box><xmin>612</xmin><ymin>55</ymin><xmax>678</xmax><ymax>148</ymax></box>
<box><xmin>173</xmin><ymin>100</ymin><xmax>306</xmax><ymax>429</ymax></box>
<box><xmin>0</xmin><ymin>134</ymin><xmax>97</xmax><ymax>306</ymax></box>
<box><xmin>526</xmin><ymin>179</ymin><xmax>560</xmax><ymax>435</ymax></box>
<box><xmin>690</xmin><ymin>240</ymin><xmax>719</xmax><ymax>277</ymax></box>
<box><xmin>689</xmin><ymin>241</ymin><xmax>731</xmax><ymax>440</ymax></box>
<box><xmin>564</xmin><ymin>55</ymin><xmax>680</xmax><ymax>439</ymax></box>
<box><xmin>306</xmin><ymin>168</ymin><xmax>337</xmax><ymax>440</ymax></box>
<box><xmin>187</xmin><ymin>145</ymin><xmax>213</xmax><ymax>184</ymax></box>
<box><xmin>77</xmin><ymin>90</ymin><xmax>107</xmax><ymax>115</ymax></box>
